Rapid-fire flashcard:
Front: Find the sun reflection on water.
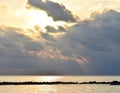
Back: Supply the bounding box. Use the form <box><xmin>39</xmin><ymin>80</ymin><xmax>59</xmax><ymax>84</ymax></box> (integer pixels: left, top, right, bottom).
<box><xmin>33</xmin><ymin>76</ymin><xmax>60</xmax><ymax>93</ymax></box>
<box><xmin>35</xmin><ymin>85</ymin><xmax>57</xmax><ymax>93</ymax></box>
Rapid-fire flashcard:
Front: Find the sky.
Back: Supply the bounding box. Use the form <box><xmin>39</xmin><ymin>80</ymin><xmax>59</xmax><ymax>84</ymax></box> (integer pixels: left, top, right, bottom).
<box><xmin>0</xmin><ymin>0</ymin><xmax>120</xmax><ymax>75</ymax></box>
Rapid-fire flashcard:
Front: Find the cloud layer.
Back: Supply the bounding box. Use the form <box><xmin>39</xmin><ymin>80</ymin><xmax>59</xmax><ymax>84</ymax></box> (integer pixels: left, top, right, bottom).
<box><xmin>60</xmin><ymin>9</ymin><xmax>120</xmax><ymax>74</ymax></box>
<box><xmin>0</xmin><ymin>0</ymin><xmax>120</xmax><ymax>76</ymax></box>
<box><xmin>27</xmin><ymin>0</ymin><xmax>78</xmax><ymax>22</ymax></box>
<box><xmin>0</xmin><ymin>26</ymin><xmax>87</xmax><ymax>75</ymax></box>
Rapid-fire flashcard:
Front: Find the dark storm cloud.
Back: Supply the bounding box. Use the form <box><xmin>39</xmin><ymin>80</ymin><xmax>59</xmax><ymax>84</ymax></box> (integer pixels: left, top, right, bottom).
<box><xmin>27</xmin><ymin>0</ymin><xmax>78</xmax><ymax>22</ymax></box>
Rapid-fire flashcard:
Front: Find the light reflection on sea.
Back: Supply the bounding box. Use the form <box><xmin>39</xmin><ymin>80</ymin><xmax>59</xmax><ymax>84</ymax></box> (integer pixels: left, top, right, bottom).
<box><xmin>0</xmin><ymin>76</ymin><xmax>120</xmax><ymax>93</ymax></box>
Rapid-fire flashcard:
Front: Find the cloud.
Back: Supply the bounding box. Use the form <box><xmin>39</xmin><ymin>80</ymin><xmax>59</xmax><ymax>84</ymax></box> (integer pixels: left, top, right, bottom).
<box><xmin>0</xmin><ymin>9</ymin><xmax>120</xmax><ymax>75</ymax></box>
<box><xmin>27</xmin><ymin>0</ymin><xmax>78</xmax><ymax>22</ymax></box>
<box><xmin>59</xmin><ymin>9</ymin><xmax>120</xmax><ymax>74</ymax></box>
<box><xmin>0</xmin><ymin>26</ymin><xmax>88</xmax><ymax>75</ymax></box>
<box><xmin>0</xmin><ymin>27</ymin><xmax>41</xmax><ymax>74</ymax></box>
<box><xmin>45</xmin><ymin>25</ymin><xmax>66</xmax><ymax>33</ymax></box>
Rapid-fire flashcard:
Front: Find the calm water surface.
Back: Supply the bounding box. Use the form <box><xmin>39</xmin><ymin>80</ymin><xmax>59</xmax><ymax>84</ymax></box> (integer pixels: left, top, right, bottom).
<box><xmin>0</xmin><ymin>76</ymin><xmax>120</xmax><ymax>93</ymax></box>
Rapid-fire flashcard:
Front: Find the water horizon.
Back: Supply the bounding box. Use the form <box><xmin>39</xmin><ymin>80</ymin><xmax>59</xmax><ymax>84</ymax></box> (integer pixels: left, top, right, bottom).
<box><xmin>0</xmin><ymin>76</ymin><xmax>120</xmax><ymax>93</ymax></box>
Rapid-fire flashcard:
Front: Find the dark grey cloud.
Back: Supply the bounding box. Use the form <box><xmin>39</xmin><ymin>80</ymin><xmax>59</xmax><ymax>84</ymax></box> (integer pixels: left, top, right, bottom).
<box><xmin>58</xmin><ymin>9</ymin><xmax>120</xmax><ymax>75</ymax></box>
<box><xmin>0</xmin><ymin>27</ymin><xmax>41</xmax><ymax>74</ymax></box>
<box><xmin>45</xmin><ymin>25</ymin><xmax>66</xmax><ymax>33</ymax></box>
<box><xmin>27</xmin><ymin>0</ymin><xmax>78</xmax><ymax>22</ymax></box>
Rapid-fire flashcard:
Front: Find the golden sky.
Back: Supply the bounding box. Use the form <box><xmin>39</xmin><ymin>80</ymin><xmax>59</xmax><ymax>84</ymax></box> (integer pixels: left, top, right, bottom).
<box><xmin>0</xmin><ymin>0</ymin><xmax>119</xmax><ymax>29</ymax></box>
<box><xmin>0</xmin><ymin>0</ymin><xmax>119</xmax><ymax>39</ymax></box>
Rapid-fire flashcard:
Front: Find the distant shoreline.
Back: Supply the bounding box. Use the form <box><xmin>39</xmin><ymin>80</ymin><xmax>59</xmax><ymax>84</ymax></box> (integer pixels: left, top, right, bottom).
<box><xmin>0</xmin><ymin>81</ymin><xmax>120</xmax><ymax>85</ymax></box>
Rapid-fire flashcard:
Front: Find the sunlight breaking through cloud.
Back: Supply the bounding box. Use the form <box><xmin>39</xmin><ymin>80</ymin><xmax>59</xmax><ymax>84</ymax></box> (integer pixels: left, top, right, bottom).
<box><xmin>0</xmin><ymin>0</ymin><xmax>120</xmax><ymax>75</ymax></box>
<box><xmin>28</xmin><ymin>47</ymin><xmax>89</xmax><ymax>63</ymax></box>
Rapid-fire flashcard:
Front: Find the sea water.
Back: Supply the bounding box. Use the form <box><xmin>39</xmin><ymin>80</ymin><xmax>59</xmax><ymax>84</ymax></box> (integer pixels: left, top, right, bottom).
<box><xmin>0</xmin><ymin>76</ymin><xmax>120</xmax><ymax>93</ymax></box>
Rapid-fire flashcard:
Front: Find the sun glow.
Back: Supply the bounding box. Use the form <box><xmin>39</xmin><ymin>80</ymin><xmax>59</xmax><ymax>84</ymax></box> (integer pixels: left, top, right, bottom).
<box><xmin>40</xmin><ymin>76</ymin><xmax>60</xmax><ymax>82</ymax></box>
<box><xmin>15</xmin><ymin>8</ymin><xmax>57</xmax><ymax>30</ymax></box>
<box><xmin>27</xmin><ymin>10</ymin><xmax>55</xmax><ymax>28</ymax></box>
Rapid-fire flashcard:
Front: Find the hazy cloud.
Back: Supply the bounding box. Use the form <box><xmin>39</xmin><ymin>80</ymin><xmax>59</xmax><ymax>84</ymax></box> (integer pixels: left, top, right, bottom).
<box><xmin>27</xmin><ymin>0</ymin><xmax>78</xmax><ymax>22</ymax></box>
